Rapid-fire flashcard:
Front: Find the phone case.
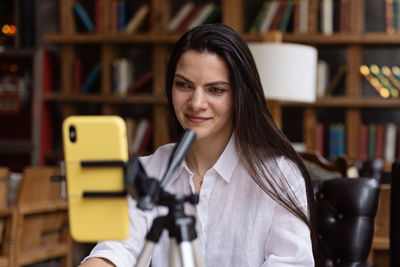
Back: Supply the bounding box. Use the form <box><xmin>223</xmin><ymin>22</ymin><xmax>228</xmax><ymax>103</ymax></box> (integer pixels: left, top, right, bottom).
<box><xmin>63</xmin><ymin>116</ymin><xmax>129</xmax><ymax>242</ymax></box>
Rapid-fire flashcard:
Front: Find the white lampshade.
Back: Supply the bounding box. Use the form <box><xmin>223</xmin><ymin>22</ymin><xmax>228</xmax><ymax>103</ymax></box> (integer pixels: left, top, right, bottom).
<box><xmin>248</xmin><ymin>42</ymin><xmax>318</xmax><ymax>103</ymax></box>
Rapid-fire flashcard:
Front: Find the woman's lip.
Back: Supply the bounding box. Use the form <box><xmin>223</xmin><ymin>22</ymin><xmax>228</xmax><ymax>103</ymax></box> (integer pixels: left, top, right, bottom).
<box><xmin>185</xmin><ymin>114</ymin><xmax>209</xmax><ymax>123</ymax></box>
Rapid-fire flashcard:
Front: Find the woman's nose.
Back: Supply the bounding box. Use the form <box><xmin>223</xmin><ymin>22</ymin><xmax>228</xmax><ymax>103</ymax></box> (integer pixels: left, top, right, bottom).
<box><xmin>190</xmin><ymin>88</ymin><xmax>207</xmax><ymax>110</ymax></box>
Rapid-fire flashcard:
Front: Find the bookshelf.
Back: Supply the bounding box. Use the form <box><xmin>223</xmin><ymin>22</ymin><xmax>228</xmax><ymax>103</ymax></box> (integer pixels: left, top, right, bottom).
<box><xmin>43</xmin><ymin>0</ymin><xmax>394</xmax><ymax>263</ymax></box>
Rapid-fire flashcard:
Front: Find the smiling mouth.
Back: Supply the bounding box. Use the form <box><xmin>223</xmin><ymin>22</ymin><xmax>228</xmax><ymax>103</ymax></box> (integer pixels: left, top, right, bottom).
<box><xmin>185</xmin><ymin>114</ymin><xmax>210</xmax><ymax>123</ymax></box>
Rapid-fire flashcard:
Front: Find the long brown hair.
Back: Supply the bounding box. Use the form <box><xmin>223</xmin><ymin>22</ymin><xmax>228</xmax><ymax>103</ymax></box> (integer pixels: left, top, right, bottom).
<box><xmin>165</xmin><ymin>23</ymin><xmax>317</xmax><ymax>264</ymax></box>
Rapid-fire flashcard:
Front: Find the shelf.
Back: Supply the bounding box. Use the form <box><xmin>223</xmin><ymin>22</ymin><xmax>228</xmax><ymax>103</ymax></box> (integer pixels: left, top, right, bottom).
<box><xmin>281</xmin><ymin>97</ymin><xmax>400</xmax><ymax>108</ymax></box>
<box><xmin>0</xmin><ymin>47</ymin><xmax>36</xmax><ymax>57</ymax></box>
<box><xmin>44</xmin><ymin>33</ymin><xmax>182</xmax><ymax>44</ymax></box>
<box><xmin>245</xmin><ymin>32</ymin><xmax>400</xmax><ymax>45</ymax></box>
<box><xmin>0</xmin><ymin>140</ymin><xmax>32</xmax><ymax>155</ymax></box>
<box><xmin>44</xmin><ymin>93</ymin><xmax>168</xmax><ymax>105</ymax></box>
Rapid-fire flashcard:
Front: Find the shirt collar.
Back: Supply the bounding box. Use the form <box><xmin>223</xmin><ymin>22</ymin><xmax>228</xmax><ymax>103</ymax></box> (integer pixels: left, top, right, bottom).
<box><xmin>166</xmin><ymin>133</ymin><xmax>239</xmax><ymax>184</ymax></box>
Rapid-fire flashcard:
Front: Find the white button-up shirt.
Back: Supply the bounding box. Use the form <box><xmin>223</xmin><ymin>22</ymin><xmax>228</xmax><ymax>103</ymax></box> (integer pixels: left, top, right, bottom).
<box><xmin>84</xmin><ymin>135</ymin><xmax>314</xmax><ymax>266</ymax></box>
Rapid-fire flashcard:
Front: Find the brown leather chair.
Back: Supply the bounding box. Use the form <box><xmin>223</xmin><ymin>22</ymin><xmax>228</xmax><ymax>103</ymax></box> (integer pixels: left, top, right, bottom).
<box><xmin>314</xmin><ymin>177</ymin><xmax>380</xmax><ymax>267</ymax></box>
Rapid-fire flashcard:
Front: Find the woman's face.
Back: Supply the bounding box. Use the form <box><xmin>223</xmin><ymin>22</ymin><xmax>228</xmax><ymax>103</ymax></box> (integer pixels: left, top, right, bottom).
<box><xmin>172</xmin><ymin>50</ymin><xmax>234</xmax><ymax>143</ymax></box>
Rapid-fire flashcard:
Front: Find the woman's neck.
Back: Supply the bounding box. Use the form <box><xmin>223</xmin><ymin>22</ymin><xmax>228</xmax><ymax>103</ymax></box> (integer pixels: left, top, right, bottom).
<box><xmin>186</xmin><ymin>133</ymin><xmax>231</xmax><ymax>177</ymax></box>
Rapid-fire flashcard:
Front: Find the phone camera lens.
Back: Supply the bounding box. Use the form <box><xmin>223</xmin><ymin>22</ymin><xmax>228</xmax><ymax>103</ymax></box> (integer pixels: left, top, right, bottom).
<box><xmin>69</xmin><ymin>126</ymin><xmax>77</xmax><ymax>142</ymax></box>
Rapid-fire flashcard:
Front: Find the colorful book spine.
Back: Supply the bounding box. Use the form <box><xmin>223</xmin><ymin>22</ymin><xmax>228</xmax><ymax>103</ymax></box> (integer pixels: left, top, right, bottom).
<box><xmin>167</xmin><ymin>2</ymin><xmax>195</xmax><ymax>33</ymax></box>
<box><xmin>124</xmin><ymin>4</ymin><xmax>149</xmax><ymax>34</ymax></box>
<box><xmin>359</xmin><ymin>65</ymin><xmax>390</xmax><ymax>98</ymax></box>
<box><xmin>381</xmin><ymin>65</ymin><xmax>400</xmax><ymax>97</ymax></box>
<box><xmin>260</xmin><ymin>1</ymin><xmax>281</xmax><ymax>33</ymax></box>
<box><xmin>384</xmin><ymin>123</ymin><xmax>397</xmax><ymax>164</ymax></box>
<box><xmin>370</xmin><ymin>64</ymin><xmax>398</xmax><ymax>97</ymax></box>
<box><xmin>74</xmin><ymin>2</ymin><xmax>95</xmax><ymax>32</ymax></box>
<box><xmin>359</xmin><ymin>124</ymin><xmax>368</xmax><ymax>161</ymax></box>
<box><xmin>385</xmin><ymin>0</ymin><xmax>395</xmax><ymax>34</ymax></box>
<box><xmin>270</xmin><ymin>1</ymin><xmax>287</xmax><ymax>31</ymax></box>
<box><xmin>249</xmin><ymin>1</ymin><xmax>270</xmax><ymax>34</ymax></box>
<box><xmin>321</xmin><ymin>0</ymin><xmax>333</xmax><ymax>35</ymax></box>
<box><xmin>368</xmin><ymin>124</ymin><xmax>377</xmax><ymax>159</ymax></box>
<box><xmin>375</xmin><ymin>124</ymin><xmax>385</xmax><ymax>159</ymax></box>
<box><xmin>279</xmin><ymin>0</ymin><xmax>295</xmax><ymax>33</ymax></box>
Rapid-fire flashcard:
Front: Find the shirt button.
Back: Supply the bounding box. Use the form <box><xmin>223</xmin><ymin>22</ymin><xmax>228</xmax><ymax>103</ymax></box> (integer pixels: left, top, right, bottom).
<box><xmin>203</xmin><ymin>193</ymin><xmax>209</xmax><ymax>199</ymax></box>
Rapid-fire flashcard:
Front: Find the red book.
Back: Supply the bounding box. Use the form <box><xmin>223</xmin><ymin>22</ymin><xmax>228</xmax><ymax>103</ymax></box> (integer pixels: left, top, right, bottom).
<box><xmin>176</xmin><ymin>5</ymin><xmax>203</xmax><ymax>32</ymax></box>
<box><xmin>127</xmin><ymin>71</ymin><xmax>153</xmax><ymax>94</ymax></box>
<box><xmin>375</xmin><ymin>124</ymin><xmax>385</xmax><ymax>159</ymax></box>
<box><xmin>73</xmin><ymin>59</ymin><xmax>83</xmax><ymax>95</ymax></box>
<box><xmin>270</xmin><ymin>1</ymin><xmax>287</xmax><ymax>30</ymax></box>
<box><xmin>95</xmin><ymin>0</ymin><xmax>103</xmax><ymax>34</ymax></box>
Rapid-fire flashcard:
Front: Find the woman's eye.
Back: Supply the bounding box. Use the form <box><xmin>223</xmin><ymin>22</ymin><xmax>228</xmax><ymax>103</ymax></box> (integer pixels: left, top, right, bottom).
<box><xmin>175</xmin><ymin>81</ymin><xmax>191</xmax><ymax>89</ymax></box>
<box><xmin>209</xmin><ymin>87</ymin><xmax>225</xmax><ymax>94</ymax></box>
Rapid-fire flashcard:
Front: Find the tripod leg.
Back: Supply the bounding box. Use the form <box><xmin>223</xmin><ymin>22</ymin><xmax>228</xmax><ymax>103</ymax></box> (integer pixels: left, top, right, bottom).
<box><xmin>178</xmin><ymin>241</ymin><xmax>196</xmax><ymax>267</ymax></box>
<box><xmin>169</xmin><ymin>238</ymin><xmax>181</xmax><ymax>267</ymax></box>
<box><xmin>191</xmin><ymin>239</ymin><xmax>206</xmax><ymax>267</ymax></box>
<box><xmin>136</xmin><ymin>241</ymin><xmax>156</xmax><ymax>267</ymax></box>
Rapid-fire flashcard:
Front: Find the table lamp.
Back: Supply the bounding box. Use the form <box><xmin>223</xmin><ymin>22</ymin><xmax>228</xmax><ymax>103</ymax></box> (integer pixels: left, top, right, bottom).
<box><xmin>248</xmin><ymin>42</ymin><xmax>318</xmax><ymax>103</ymax></box>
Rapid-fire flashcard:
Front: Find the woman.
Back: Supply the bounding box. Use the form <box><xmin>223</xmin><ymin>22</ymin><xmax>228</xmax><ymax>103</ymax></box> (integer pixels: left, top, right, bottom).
<box><xmin>81</xmin><ymin>23</ymin><xmax>316</xmax><ymax>266</ymax></box>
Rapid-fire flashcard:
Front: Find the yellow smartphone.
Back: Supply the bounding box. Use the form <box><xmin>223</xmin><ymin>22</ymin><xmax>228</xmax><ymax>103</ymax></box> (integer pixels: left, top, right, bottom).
<box><xmin>63</xmin><ymin>115</ymin><xmax>129</xmax><ymax>242</ymax></box>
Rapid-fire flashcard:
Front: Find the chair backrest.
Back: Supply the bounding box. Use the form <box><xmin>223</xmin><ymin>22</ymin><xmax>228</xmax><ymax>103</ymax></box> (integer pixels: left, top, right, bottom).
<box><xmin>391</xmin><ymin>161</ymin><xmax>400</xmax><ymax>266</ymax></box>
<box><xmin>315</xmin><ymin>177</ymin><xmax>380</xmax><ymax>266</ymax></box>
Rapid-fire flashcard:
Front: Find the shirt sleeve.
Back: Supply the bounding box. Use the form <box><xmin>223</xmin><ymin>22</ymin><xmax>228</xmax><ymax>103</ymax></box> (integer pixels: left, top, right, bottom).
<box><xmin>262</xmin><ymin>158</ymin><xmax>314</xmax><ymax>267</ymax></box>
<box><xmin>82</xmin><ymin>196</ymin><xmax>151</xmax><ymax>266</ymax></box>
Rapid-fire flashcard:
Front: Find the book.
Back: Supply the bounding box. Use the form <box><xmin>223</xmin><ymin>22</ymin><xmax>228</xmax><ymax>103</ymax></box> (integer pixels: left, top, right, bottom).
<box><xmin>111</xmin><ymin>0</ymin><xmax>119</xmax><ymax>34</ymax></box>
<box><xmin>118</xmin><ymin>0</ymin><xmax>127</xmax><ymax>32</ymax></box>
<box><xmin>375</xmin><ymin>124</ymin><xmax>385</xmax><ymax>159</ymax></box>
<box><xmin>359</xmin><ymin>65</ymin><xmax>390</xmax><ymax>98</ymax></box>
<box><xmin>131</xmin><ymin>119</ymin><xmax>150</xmax><ymax>155</ymax></box>
<box><xmin>124</xmin><ymin>4</ymin><xmax>149</xmax><ymax>34</ymax></box>
<box><xmin>249</xmin><ymin>1</ymin><xmax>270</xmax><ymax>33</ymax></box>
<box><xmin>202</xmin><ymin>5</ymin><xmax>221</xmax><ymax>25</ymax></box>
<box><xmin>394</xmin><ymin>0</ymin><xmax>400</xmax><ymax>31</ymax></box>
<box><xmin>316</xmin><ymin>60</ymin><xmax>330</xmax><ymax>98</ymax></box>
<box><xmin>368</xmin><ymin>124</ymin><xmax>377</xmax><ymax>159</ymax></box>
<box><xmin>359</xmin><ymin>124</ymin><xmax>368</xmax><ymax>161</ymax></box>
<box><xmin>321</xmin><ymin>0</ymin><xmax>333</xmax><ymax>35</ymax></box>
<box><xmin>116</xmin><ymin>58</ymin><xmax>134</xmax><ymax>96</ymax></box>
<box><xmin>260</xmin><ymin>1</ymin><xmax>281</xmax><ymax>33</ymax></box>
<box><xmin>167</xmin><ymin>2</ymin><xmax>196</xmax><ymax>33</ymax></box>
<box><xmin>298</xmin><ymin>0</ymin><xmax>309</xmax><ymax>33</ymax></box>
<box><xmin>127</xmin><ymin>71</ymin><xmax>153</xmax><ymax>94</ymax></box>
<box><xmin>338</xmin><ymin>0</ymin><xmax>349</xmax><ymax>32</ymax></box>
<box><xmin>270</xmin><ymin>1</ymin><xmax>287</xmax><ymax>31</ymax></box>
<box><xmin>73</xmin><ymin>59</ymin><xmax>83</xmax><ymax>95</ymax></box>
<box><xmin>385</xmin><ymin>0</ymin><xmax>395</xmax><ymax>34</ymax></box>
<box><xmin>384</xmin><ymin>123</ymin><xmax>397</xmax><ymax>164</ymax></box>
<box><xmin>279</xmin><ymin>0</ymin><xmax>295</xmax><ymax>33</ymax></box>
<box><xmin>74</xmin><ymin>1</ymin><xmax>95</xmax><ymax>32</ymax></box>
<box><xmin>187</xmin><ymin>3</ymin><xmax>217</xmax><ymax>30</ymax></box>
<box><xmin>325</xmin><ymin>65</ymin><xmax>346</xmax><ymax>96</ymax></box>
<box><xmin>81</xmin><ymin>64</ymin><xmax>101</xmax><ymax>93</ymax></box>
<box><xmin>381</xmin><ymin>65</ymin><xmax>400</xmax><ymax>97</ymax></box>
<box><xmin>176</xmin><ymin>5</ymin><xmax>203</xmax><ymax>32</ymax></box>
<box><xmin>370</xmin><ymin>64</ymin><xmax>398</xmax><ymax>97</ymax></box>
<box><xmin>95</xmin><ymin>0</ymin><xmax>103</xmax><ymax>34</ymax></box>
<box><xmin>125</xmin><ymin>118</ymin><xmax>137</xmax><ymax>156</ymax></box>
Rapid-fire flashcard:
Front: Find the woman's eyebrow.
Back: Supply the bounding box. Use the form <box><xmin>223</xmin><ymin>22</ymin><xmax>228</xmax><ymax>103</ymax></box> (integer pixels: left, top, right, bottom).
<box><xmin>175</xmin><ymin>73</ymin><xmax>230</xmax><ymax>87</ymax></box>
